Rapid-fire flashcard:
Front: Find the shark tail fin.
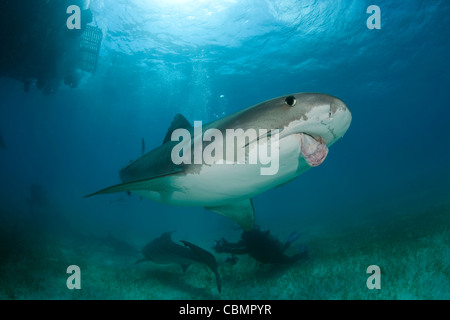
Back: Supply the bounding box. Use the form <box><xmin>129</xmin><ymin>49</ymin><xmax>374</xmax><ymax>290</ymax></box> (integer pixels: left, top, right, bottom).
<box><xmin>181</xmin><ymin>240</ymin><xmax>221</xmax><ymax>293</ymax></box>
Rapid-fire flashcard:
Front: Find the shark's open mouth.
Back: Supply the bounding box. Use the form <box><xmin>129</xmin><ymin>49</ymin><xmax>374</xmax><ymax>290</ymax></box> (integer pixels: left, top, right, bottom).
<box><xmin>300</xmin><ymin>133</ymin><xmax>329</xmax><ymax>167</ymax></box>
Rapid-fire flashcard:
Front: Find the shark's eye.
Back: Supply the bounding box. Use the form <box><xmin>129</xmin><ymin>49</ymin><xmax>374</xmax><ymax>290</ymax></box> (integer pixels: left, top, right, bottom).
<box><xmin>285</xmin><ymin>96</ymin><xmax>296</xmax><ymax>107</ymax></box>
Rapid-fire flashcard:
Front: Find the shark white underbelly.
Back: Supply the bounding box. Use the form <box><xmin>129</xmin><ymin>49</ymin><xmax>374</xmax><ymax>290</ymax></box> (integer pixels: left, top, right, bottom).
<box><xmin>133</xmin><ymin>133</ymin><xmax>308</xmax><ymax>206</ymax></box>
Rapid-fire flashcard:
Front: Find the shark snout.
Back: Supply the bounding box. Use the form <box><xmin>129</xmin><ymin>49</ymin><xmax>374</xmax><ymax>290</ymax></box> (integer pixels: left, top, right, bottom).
<box><xmin>284</xmin><ymin>94</ymin><xmax>352</xmax><ymax>147</ymax></box>
<box><xmin>329</xmin><ymin>98</ymin><xmax>352</xmax><ymax>143</ymax></box>
<box><xmin>303</xmin><ymin>94</ymin><xmax>352</xmax><ymax>146</ymax></box>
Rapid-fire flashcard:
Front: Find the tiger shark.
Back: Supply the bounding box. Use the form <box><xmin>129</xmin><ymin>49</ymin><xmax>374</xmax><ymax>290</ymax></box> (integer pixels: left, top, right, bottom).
<box><xmin>87</xmin><ymin>93</ymin><xmax>352</xmax><ymax>230</ymax></box>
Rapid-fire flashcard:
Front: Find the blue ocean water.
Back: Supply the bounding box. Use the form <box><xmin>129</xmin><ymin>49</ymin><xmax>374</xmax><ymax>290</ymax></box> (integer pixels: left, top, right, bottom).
<box><xmin>0</xmin><ymin>0</ymin><xmax>449</xmax><ymax>299</ymax></box>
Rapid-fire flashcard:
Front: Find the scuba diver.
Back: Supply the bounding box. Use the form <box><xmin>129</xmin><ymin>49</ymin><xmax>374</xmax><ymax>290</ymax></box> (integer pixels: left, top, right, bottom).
<box><xmin>213</xmin><ymin>225</ymin><xmax>308</xmax><ymax>265</ymax></box>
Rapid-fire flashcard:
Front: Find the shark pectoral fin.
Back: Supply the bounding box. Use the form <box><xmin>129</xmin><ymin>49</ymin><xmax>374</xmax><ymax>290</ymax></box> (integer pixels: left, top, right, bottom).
<box><xmin>206</xmin><ymin>199</ymin><xmax>255</xmax><ymax>231</ymax></box>
<box><xmin>85</xmin><ymin>169</ymin><xmax>182</xmax><ymax>198</ymax></box>
<box><xmin>163</xmin><ymin>113</ymin><xmax>193</xmax><ymax>144</ymax></box>
<box><xmin>85</xmin><ymin>180</ymin><xmax>155</xmax><ymax>197</ymax></box>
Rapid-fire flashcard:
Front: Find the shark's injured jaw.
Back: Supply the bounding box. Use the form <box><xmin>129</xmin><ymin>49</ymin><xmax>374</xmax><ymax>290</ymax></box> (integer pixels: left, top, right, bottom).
<box><xmin>300</xmin><ymin>133</ymin><xmax>329</xmax><ymax>167</ymax></box>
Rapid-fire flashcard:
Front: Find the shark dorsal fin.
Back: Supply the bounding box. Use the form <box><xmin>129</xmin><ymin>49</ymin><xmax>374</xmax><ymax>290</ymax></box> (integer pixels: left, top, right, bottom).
<box><xmin>163</xmin><ymin>114</ymin><xmax>192</xmax><ymax>144</ymax></box>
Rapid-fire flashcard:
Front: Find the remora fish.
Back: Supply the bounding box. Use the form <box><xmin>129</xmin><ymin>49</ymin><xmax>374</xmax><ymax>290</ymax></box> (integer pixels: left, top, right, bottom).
<box><xmin>87</xmin><ymin>93</ymin><xmax>352</xmax><ymax>230</ymax></box>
